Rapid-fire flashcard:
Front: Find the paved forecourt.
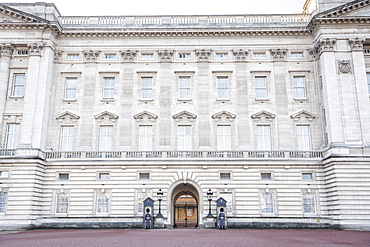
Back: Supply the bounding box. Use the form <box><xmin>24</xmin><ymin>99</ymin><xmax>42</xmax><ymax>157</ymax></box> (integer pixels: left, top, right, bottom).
<box><xmin>1</xmin><ymin>229</ymin><xmax>370</xmax><ymax>247</ymax></box>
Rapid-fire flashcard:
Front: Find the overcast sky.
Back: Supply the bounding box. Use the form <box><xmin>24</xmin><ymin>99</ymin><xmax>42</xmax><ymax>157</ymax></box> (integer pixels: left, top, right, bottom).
<box><xmin>3</xmin><ymin>0</ymin><xmax>308</xmax><ymax>16</ymax></box>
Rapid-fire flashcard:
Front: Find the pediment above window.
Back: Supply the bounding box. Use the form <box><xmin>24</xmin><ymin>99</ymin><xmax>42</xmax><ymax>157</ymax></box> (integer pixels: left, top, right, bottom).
<box><xmin>133</xmin><ymin>111</ymin><xmax>158</xmax><ymax>122</ymax></box>
<box><xmin>291</xmin><ymin>110</ymin><xmax>316</xmax><ymax>122</ymax></box>
<box><xmin>251</xmin><ymin>110</ymin><xmax>276</xmax><ymax>122</ymax></box>
<box><xmin>94</xmin><ymin>111</ymin><xmax>119</xmax><ymax>122</ymax></box>
<box><xmin>56</xmin><ymin>111</ymin><xmax>80</xmax><ymax>123</ymax></box>
<box><xmin>212</xmin><ymin>110</ymin><xmax>236</xmax><ymax>122</ymax></box>
<box><xmin>172</xmin><ymin>111</ymin><xmax>197</xmax><ymax>122</ymax></box>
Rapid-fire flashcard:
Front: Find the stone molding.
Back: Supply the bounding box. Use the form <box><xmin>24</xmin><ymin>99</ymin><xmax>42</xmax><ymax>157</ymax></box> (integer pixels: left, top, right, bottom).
<box><xmin>27</xmin><ymin>43</ymin><xmax>43</xmax><ymax>56</ymax></box>
<box><xmin>270</xmin><ymin>49</ymin><xmax>287</xmax><ymax>61</ymax></box>
<box><xmin>94</xmin><ymin>111</ymin><xmax>119</xmax><ymax>122</ymax></box>
<box><xmin>233</xmin><ymin>49</ymin><xmax>248</xmax><ymax>61</ymax></box>
<box><xmin>56</xmin><ymin>111</ymin><xmax>80</xmax><ymax>123</ymax></box>
<box><xmin>133</xmin><ymin>111</ymin><xmax>158</xmax><ymax>122</ymax></box>
<box><xmin>3</xmin><ymin>113</ymin><xmax>22</xmax><ymax>123</ymax></box>
<box><xmin>83</xmin><ymin>50</ymin><xmax>100</xmax><ymax>61</ymax></box>
<box><xmin>121</xmin><ymin>50</ymin><xmax>137</xmax><ymax>62</ymax></box>
<box><xmin>195</xmin><ymin>49</ymin><xmax>211</xmax><ymax>62</ymax></box>
<box><xmin>0</xmin><ymin>43</ymin><xmax>14</xmax><ymax>58</ymax></box>
<box><xmin>251</xmin><ymin>110</ymin><xmax>276</xmax><ymax>123</ymax></box>
<box><xmin>172</xmin><ymin>111</ymin><xmax>197</xmax><ymax>122</ymax></box>
<box><xmin>348</xmin><ymin>37</ymin><xmax>365</xmax><ymax>51</ymax></box>
<box><xmin>212</xmin><ymin>110</ymin><xmax>236</xmax><ymax>122</ymax></box>
<box><xmin>290</xmin><ymin>110</ymin><xmax>316</xmax><ymax>122</ymax></box>
<box><xmin>158</xmin><ymin>50</ymin><xmax>174</xmax><ymax>62</ymax></box>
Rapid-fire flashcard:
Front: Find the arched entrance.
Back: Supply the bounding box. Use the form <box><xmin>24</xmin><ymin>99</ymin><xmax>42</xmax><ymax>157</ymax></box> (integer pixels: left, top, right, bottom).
<box><xmin>171</xmin><ymin>183</ymin><xmax>199</xmax><ymax>228</ymax></box>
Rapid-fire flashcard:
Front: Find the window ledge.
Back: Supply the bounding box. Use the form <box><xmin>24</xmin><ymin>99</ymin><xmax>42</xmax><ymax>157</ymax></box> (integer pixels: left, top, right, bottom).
<box><xmin>293</xmin><ymin>98</ymin><xmax>309</xmax><ymax>102</ymax></box>
<box><xmin>63</xmin><ymin>99</ymin><xmax>77</xmax><ymax>103</ymax></box>
<box><xmin>101</xmin><ymin>98</ymin><xmax>115</xmax><ymax>102</ymax></box>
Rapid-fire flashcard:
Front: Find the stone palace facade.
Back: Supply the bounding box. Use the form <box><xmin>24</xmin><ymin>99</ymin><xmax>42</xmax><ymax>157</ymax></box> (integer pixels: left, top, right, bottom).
<box><xmin>0</xmin><ymin>0</ymin><xmax>370</xmax><ymax>230</ymax></box>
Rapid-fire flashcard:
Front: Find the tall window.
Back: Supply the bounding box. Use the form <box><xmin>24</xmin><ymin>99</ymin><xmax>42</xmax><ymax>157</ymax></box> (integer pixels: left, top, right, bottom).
<box><xmin>261</xmin><ymin>191</ymin><xmax>274</xmax><ymax>214</ymax></box>
<box><xmin>139</xmin><ymin>126</ymin><xmax>153</xmax><ymax>150</ymax></box>
<box><xmin>99</xmin><ymin>126</ymin><xmax>113</xmax><ymax>151</ymax></box>
<box><xmin>257</xmin><ymin>125</ymin><xmax>271</xmax><ymax>150</ymax></box>
<box><xmin>12</xmin><ymin>74</ymin><xmax>25</xmax><ymax>97</ymax></box>
<box><xmin>178</xmin><ymin>126</ymin><xmax>192</xmax><ymax>150</ymax></box>
<box><xmin>217</xmin><ymin>125</ymin><xmax>231</xmax><ymax>150</ymax></box>
<box><xmin>217</xmin><ymin>76</ymin><xmax>229</xmax><ymax>99</ymax></box>
<box><xmin>103</xmin><ymin>77</ymin><xmax>115</xmax><ymax>99</ymax></box>
<box><xmin>367</xmin><ymin>73</ymin><xmax>370</xmax><ymax>94</ymax></box>
<box><xmin>255</xmin><ymin>76</ymin><xmax>267</xmax><ymax>99</ymax></box>
<box><xmin>178</xmin><ymin>77</ymin><xmax>191</xmax><ymax>100</ymax></box>
<box><xmin>293</xmin><ymin>76</ymin><xmax>307</xmax><ymax>99</ymax></box>
<box><xmin>96</xmin><ymin>191</ymin><xmax>110</xmax><ymax>214</ymax></box>
<box><xmin>59</xmin><ymin>126</ymin><xmax>74</xmax><ymax>151</ymax></box>
<box><xmin>297</xmin><ymin>125</ymin><xmax>312</xmax><ymax>150</ymax></box>
<box><xmin>303</xmin><ymin>191</ymin><xmax>316</xmax><ymax>214</ymax></box>
<box><xmin>0</xmin><ymin>192</ymin><xmax>7</xmax><ymax>213</ymax></box>
<box><xmin>55</xmin><ymin>192</ymin><xmax>69</xmax><ymax>214</ymax></box>
<box><xmin>5</xmin><ymin>124</ymin><xmax>20</xmax><ymax>149</ymax></box>
<box><xmin>65</xmin><ymin>78</ymin><xmax>77</xmax><ymax>100</ymax></box>
<box><xmin>141</xmin><ymin>77</ymin><xmax>153</xmax><ymax>99</ymax></box>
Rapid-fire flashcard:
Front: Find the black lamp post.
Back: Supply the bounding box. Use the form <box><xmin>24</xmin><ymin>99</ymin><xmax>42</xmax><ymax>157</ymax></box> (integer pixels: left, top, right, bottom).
<box><xmin>207</xmin><ymin>189</ymin><xmax>213</xmax><ymax>218</ymax></box>
<box><xmin>157</xmin><ymin>189</ymin><xmax>163</xmax><ymax>218</ymax></box>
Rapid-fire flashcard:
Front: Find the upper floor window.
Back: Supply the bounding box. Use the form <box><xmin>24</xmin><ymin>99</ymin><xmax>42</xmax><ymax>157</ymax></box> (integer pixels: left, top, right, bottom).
<box><xmin>257</xmin><ymin>125</ymin><xmax>271</xmax><ymax>150</ymax></box>
<box><xmin>261</xmin><ymin>172</ymin><xmax>272</xmax><ymax>180</ymax></box>
<box><xmin>297</xmin><ymin>125</ymin><xmax>312</xmax><ymax>150</ymax></box>
<box><xmin>291</xmin><ymin>52</ymin><xmax>303</xmax><ymax>58</ymax></box>
<box><xmin>215</xmin><ymin>53</ymin><xmax>229</xmax><ymax>59</ymax></box>
<box><xmin>58</xmin><ymin>173</ymin><xmax>70</xmax><ymax>181</ymax></box>
<box><xmin>178</xmin><ymin>125</ymin><xmax>192</xmax><ymax>150</ymax></box>
<box><xmin>96</xmin><ymin>191</ymin><xmax>110</xmax><ymax>214</ymax></box>
<box><xmin>15</xmin><ymin>49</ymin><xmax>28</xmax><ymax>56</ymax></box>
<box><xmin>103</xmin><ymin>77</ymin><xmax>115</xmax><ymax>99</ymax></box>
<box><xmin>12</xmin><ymin>74</ymin><xmax>25</xmax><ymax>97</ymax></box>
<box><xmin>139</xmin><ymin>172</ymin><xmax>150</xmax><ymax>180</ymax></box>
<box><xmin>261</xmin><ymin>191</ymin><xmax>274</xmax><ymax>214</ymax></box>
<box><xmin>179</xmin><ymin>53</ymin><xmax>191</xmax><ymax>58</ymax></box>
<box><xmin>253</xmin><ymin>52</ymin><xmax>266</xmax><ymax>58</ymax></box>
<box><xmin>0</xmin><ymin>192</ymin><xmax>8</xmax><ymax>214</ymax></box>
<box><xmin>293</xmin><ymin>76</ymin><xmax>307</xmax><ymax>99</ymax></box>
<box><xmin>367</xmin><ymin>73</ymin><xmax>370</xmax><ymax>94</ymax></box>
<box><xmin>59</xmin><ymin>126</ymin><xmax>74</xmax><ymax>151</ymax></box>
<box><xmin>98</xmin><ymin>173</ymin><xmax>110</xmax><ymax>181</ymax></box>
<box><xmin>217</xmin><ymin>76</ymin><xmax>229</xmax><ymax>99</ymax></box>
<box><xmin>65</xmin><ymin>78</ymin><xmax>77</xmax><ymax>100</ymax></box>
<box><xmin>141</xmin><ymin>53</ymin><xmax>154</xmax><ymax>59</ymax></box>
<box><xmin>5</xmin><ymin>123</ymin><xmax>20</xmax><ymax>149</ymax></box>
<box><xmin>141</xmin><ymin>77</ymin><xmax>153</xmax><ymax>99</ymax></box>
<box><xmin>99</xmin><ymin>126</ymin><xmax>113</xmax><ymax>151</ymax></box>
<box><xmin>302</xmin><ymin>173</ymin><xmax>313</xmax><ymax>180</ymax></box>
<box><xmin>255</xmin><ymin>76</ymin><xmax>268</xmax><ymax>99</ymax></box>
<box><xmin>217</xmin><ymin>125</ymin><xmax>231</xmax><ymax>150</ymax></box>
<box><xmin>67</xmin><ymin>54</ymin><xmax>80</xmax><ymax>60</ymax></box>
<box><xmin>139</xmin><ymin>126</ymin><xmax>153</xmax><ymax>151</ymax></box>
<box><xmin>220</xmin><ymin>172</ymin><xmax>231</xmax><ymax>180</ymax></box>
<box><xmin>178</xmin><ymin>76</ymin><xmax>191</xmax><ymax>100</ymax></box>
<box><xmin>104</xmin><ymin>54</ymin><xmax>117</xmax><ymax>59</ymax></box>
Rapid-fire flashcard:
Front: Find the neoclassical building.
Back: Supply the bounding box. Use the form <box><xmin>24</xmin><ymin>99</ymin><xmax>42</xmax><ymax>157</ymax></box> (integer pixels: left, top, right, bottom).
<box><xmin>0</xmin><ymin>0</ymin><xmax>370</xmax><ymax>230</ymax></box>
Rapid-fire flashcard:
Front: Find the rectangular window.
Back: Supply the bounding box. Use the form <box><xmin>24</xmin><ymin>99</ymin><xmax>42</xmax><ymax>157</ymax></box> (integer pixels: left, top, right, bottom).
<box><xmin>215</xmin><ymin>53</ymin><xmax>229</xmax><ymax>58</ymax></box>
<box><xmin>179</xmin><ymin>53</ymin><xmax>191</xmax><ymax>58</ymax></box>
<box><xmin>302</xmin><ymin>173</ymin><xmax>313</xmax><ymax>180</ymax></box>
<box><xmin>103</xmin><ymin>77</ymin><xmax>115</xmax><ymax>99</ymax></box>
<box><xmin>96</xmin><ymin>191</ymin><xmax>110</xmax><ymax>214</ymax></box>
<box><xmin>178</xmin><ymin>77</ymin><xmax>191</xmax><ymax>100</ymax></box>
<box><xmin>291</xmin><ymin>52</ymin><xmax>303</xmax><ymax>58</ymax></box>
<box><xmin>16</xmin><ymin>50</ymin><xmax>28</xmax><ymax>56</ymax></box>
<box><xmin>141</xmin><ymin>54</ymin><xmax>154</xmax><ymax>59</ymax></box>
<box><xmin>58</xmin><ymin>173</ymin><xmax>69</xmax><ymax>181</ymax></box>
<box><xmin>12</xmin><ymin>74</ymin><xmax>25</xmax><ymax>97</ymax></box>
<box><xmin>220</xmin><ymin>172</ymin><xmax>231</xmax><ymax>180</ymax></box>
<box><xmin>98</xmin><ymin>173</ymin><xmax>110</xmax><ymax>181</ymax></box>
<box><xmin>99</xmin><ymin>126</ymin><xmax>113</xmax><ymax>151</ymax></box>
<box><xmin>294</xmin><ymin>76</ymin><xmax>307</xmax><ymax>99</ymax></box>
<box><xmin>65</xmin><ymin>78</ymin><xmax>77</xmax><ymax>100</ymax></box>
<box><xmin>139</xmin><ymin>126</ymin><xmax>153</xmax><ymax>150</ymax></box>
<box><xmin>141</xmin><ymin>77</ymin><xmax>153</xmax><ymax>99</ymax></box>
<box><xmin>178</xmin><ymin>126</ymin><xmax>192</xmax><ymax>150</ymax></box>
<box><xmin>303</xmin><ymin>192</ymin><xmax>316</xmax><ymax>214</ymax></box>
<box><xmin>261</xmin><ymin>192</ymin><xmax>274</xmax><ymax>214</ymax></box>
<box><xmin>105</xmin><ymin>54</ymin><xmax>117</xmax><ymax>59</ymax></box>
<box><xmin>367</xmin><ymin>73</ymin><xmax>370</xmax><ymax>94</ymax></box>
<box><xmin>139</xmin><ymin>172</ymin><xmax>150</xmax><ymax>180</ymax></box>
<box><xmin>0</xmin><ymin>192</ymin><xmax>7</xmax><ymax>213</ymax></box>
<box><xmin>253</xmin><ymin>53</ymin><xmax>266</xmax><ymax>58</ymax></box>
<box><xmin>217</xmin><ymin>76</ymin><xmax>229</xmax><ymax>99</ymax></box>
<box><xmin>257</xmin><ymin>125</ymin><xmax>271</xmax><ymax>150</ymax></box>
<box><xmin>261</xmin><ymin>172</ymin><xmax>272</xmax><ymax>180</ymax></box>
<box><xmin>55</xmin><ymin>193</ymin><xmax>69</xmax><ymax>214</ymax></box>
<box><xmin>5</xmin><ymin>124</ymin><xmax>20</xmax><ymax>149</ymax></box>
<box><xmin>255</xmin><ymin>76</ymin><xmax>268</xmax><ymax>99</ymax></box>
<box><xmin>59</xmin><ymin>126</ymin><xmax>74</xmax><ymax>151</ymax></box>
<box><xmin>67</xmin><ymin>54</ymin><xmax>80</xmax><ymax>60</ymax></box>
<box><xmin>217</xmin><ymin>125</ymin><xmax>231</xmax><ymax>150</ymax></box>
<box><xmin>297</xmin><ymin>125</ymin><xmax>312</xmax><ymax>150</ymax></box>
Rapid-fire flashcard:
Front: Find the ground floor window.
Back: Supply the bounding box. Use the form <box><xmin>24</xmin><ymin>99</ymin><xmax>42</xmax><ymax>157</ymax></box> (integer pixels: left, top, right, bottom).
<box><xmin>0</xmin><ymin>192</ymin><xmax>7</xmax><ymax>213</ymax></box>
<box><xmin>55</xmin><ymin>192</ymin><xmax>69</xmax><ymax>214</ymax></box>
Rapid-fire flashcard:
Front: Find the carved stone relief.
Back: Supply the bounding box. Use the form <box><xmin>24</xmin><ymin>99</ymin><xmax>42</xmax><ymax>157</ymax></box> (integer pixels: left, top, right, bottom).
<box><xmin>270</xmin><ymin>49</ymin><xmax>287</xmax><ymax>61</ymax></box>
<box><xmin>338</xmin><ymin>60</ymin><xmax>352</xmax><ymax>74</ymax></box>
<box><xmin>348</xmin><ymin>37</ymin><xmax>365</xmax><ymax>52</ymax></box>
<box><xmin>27</xmin><ymin>43</ymin><xmax>43</xmax><ymax>56</ymax></box>
<box><xmin>0</xmin><ymin>43</ymin><xmax>14</xmax><ymax>58</ymax></box>
<box><xmin>83</xmin><ymin>50</ymin><xmax>100</xmax><ymax>61</ymax></box>
<box><xmin>232</xmin><ymin>49</ymin><xmax>248</xmax><ymax>61</ymax></box>
<box><xmin>195</xmin><ymin>49</ymin><xmax>211</xmax><ymax>62</ymax></box>
<box><xmin>121</xmin><ymin>50</ymin><xmax>137</xmax><ymax>62</ymax></box>
<box><xmin>158</xmin><ymin>50</ymin><xmax>174</xmax><ymax>62</ymax></box>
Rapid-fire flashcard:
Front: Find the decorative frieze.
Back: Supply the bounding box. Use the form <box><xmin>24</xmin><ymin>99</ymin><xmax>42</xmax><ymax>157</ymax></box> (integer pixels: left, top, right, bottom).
<box><xmin>158</xmin><ymin>50</ymin><xmax>174</xmax><ymax>62</ymax></box>
<box><xmin>311</xmin><ymin>38</ymin><xmax>336</xmax><ymax>59</ymax></box>
<box><xmin>270</xmin><ymin>49</ymin><xmax>287</xmax><ymax>61</ymax></box>
<box><xmin>83</xmin><ymin>50</ymin><xmax>100</xmax><ymax>61</ymax></box>
<box><xmin>121</xmin><ymin>50</ymin><xmax>137</xmax><ymax>62</ymax></box>
<box><xmin>232</xmin><ymin>49</ymin><xmax>248</xmax><ymax>61</ymax></box>
<box><xmin>27</xmin><ymin>43</ymin><xmax>43</xmax><ymax>56</ymax></box>
<box><xmin>338</xmin><ymin>60</ymin><xmax>352</xmax><ymax>74</ymax></box>
<box><xmin>0</xmin><ymin>43</ymin><xmax>14</xmax><ymax>58</ymax></box>
<box><xmin>348</xmin><ymin>38</ymin><xmax>365</xmax><ymax>52</ymax></box>
<box><xmin>195</xmin><ymin>49</ymin><xmax>211</xmax><ymax>62</ymax></box>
